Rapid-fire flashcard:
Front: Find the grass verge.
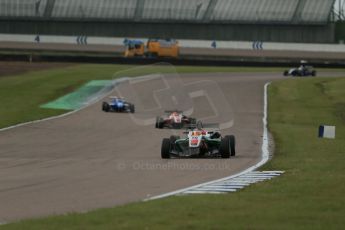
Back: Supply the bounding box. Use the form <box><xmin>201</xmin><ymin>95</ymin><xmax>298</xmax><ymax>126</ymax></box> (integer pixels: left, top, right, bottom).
<box><xmin>1</xmin><ymin>66</ymin><xmax>345</xmax><ymax>229</ymax></box>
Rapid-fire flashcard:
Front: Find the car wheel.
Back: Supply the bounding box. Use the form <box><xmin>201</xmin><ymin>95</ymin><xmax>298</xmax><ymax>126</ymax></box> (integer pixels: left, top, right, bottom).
<box><xmin>161</xmin><ymin>138</ymin><xmax>171</xmax><ymax>159</ymax></box>
<box><xmin>229</xmin><ymin>135</ymin><xmax>236</xmax><ymax>156</ymax></box>
<box><xmin>155</xmin><ymin>116</ymin><xmax>160</xmax><ymax>128</ymax></box>
<box><xmin>130</xmin><ymin>104</ymin><xmax>135</xmax><ymax>113</ymax></box>
<box><xmin>102</xmin><ymin>102</ymin><xmax>110</xmax><ymax>112</ymax></box>
<box><xmin>312</xmin><ymin>71</ymin><xmax>316</xmax><ymax>77</ymax></box>
<box><xmin>219</xmin><ymin>136</ymin><xmax>231</xmax><ymax>158</ymax></box>
<box><xmin>283</xmin><ymin>70</ymin><xmax>288</xmax><ymax>76</ymax></box>
<box><xmin>158</xmin><ymin>118</ymin><xmax>164</xmax><ymax>129</ymax></box>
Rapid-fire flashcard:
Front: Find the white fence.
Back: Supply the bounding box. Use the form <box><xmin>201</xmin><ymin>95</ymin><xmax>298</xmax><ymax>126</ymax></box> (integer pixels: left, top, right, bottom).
<box><xmin>1</xmin><ymin>34</ymin><xmax>345</xmax><ymax>53</ymax></box>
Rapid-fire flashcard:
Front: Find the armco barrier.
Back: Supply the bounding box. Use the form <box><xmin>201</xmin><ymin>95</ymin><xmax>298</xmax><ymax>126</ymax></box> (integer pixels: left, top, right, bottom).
<box><xmin>1</xmin><ymin>34</ymin><xmax>345</xmax><ymax>53</ymax></box>
<box><xmin>1</xmin><ymin>34</ymin><xmax>345</xmax><ymax>67</ymax></box>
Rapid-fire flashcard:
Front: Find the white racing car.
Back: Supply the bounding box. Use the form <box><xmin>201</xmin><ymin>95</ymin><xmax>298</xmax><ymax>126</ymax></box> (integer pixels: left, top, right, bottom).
<box><xmin>283</xmin><ymin>61</ymin><xmax>316</xmax><ymax>77</ymax></box>
<box><xmin>155</xmin><ymin>110</ymin><xmax>196</xmax><ymax>129</ymax></box>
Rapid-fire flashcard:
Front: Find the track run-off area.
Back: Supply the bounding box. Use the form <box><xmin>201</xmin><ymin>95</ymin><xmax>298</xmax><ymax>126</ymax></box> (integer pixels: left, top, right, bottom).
<box><xmin>0</xmin><ymin>71</ymin><xmax>342</xmax><ymax>222</ymax></box>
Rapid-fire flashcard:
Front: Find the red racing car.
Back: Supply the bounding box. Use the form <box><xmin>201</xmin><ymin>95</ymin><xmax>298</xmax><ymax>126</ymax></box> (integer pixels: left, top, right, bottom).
<box><xmin>155</xmin><ymin>110</ymin><xmax>196</xmax><ymax>129</ymax></box>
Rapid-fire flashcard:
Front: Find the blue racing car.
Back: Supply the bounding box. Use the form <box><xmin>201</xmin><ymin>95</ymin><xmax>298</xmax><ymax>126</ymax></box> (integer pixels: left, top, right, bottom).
<box><xmin>102</xmin><ymin>96</ymin><xmax>135</xmax><ymax>113</ymax></box>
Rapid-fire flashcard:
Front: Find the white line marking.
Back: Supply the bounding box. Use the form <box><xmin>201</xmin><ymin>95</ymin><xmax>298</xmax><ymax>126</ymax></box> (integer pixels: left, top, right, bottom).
<box><xmin>192</xmin><ymin>188</ymin><xmax>237</xmax><ymax>192</ymax></box>
<box><xmin>181</xmin><ymin>171</ymin><xmax>283</xmax><ymax>194</ymax></box>
<box><xmin>213</xmin><ymin>182</ymin><xmax>250</xmax><ymax>186</ymax></box>
<box><xmin>145</xmin><ymin>82</ymin><xmax>273</xmax><ymax>200</ymax></box>
<box><xmin>203</xmin><ymin>185</ymin><xmax>245</xmax><ymax>189</ymax></box>
<box><xmin>183</xmin><ymin>191</ymin><xmax>225</xmax><ymax>194</ymax></box>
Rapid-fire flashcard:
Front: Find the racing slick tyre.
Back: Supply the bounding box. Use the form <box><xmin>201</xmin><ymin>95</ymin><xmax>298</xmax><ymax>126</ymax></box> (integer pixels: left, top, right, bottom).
<box><xmin>130</xmin><ymin>104</ymin><xmax>135</xmax><ymax>113</ymax></box>
<box><xmin>102</xmin><ymin>102</ymin><xmax>110</xmax><ymax>112</ymax></box>
<box><xmin>311</xmin><ymin>70</ymin><xmax>316</xmax><ymax>77</ymax></box>
<box><xmin>155</xmin><ymin>116</ymin><xmax>159</xmax><ymax>128</ymax></box>
<box><xmin>161</xmin><ymin>138</ymin><xmax>171</xmax><ymax>159</ymax></box>
<box><xmin>158</xmin><ymin>118</ymin><xmax>164</xmax><ymax>129</ymax></box>
<box><xmin>283</xmin><ymin>70</ymin><xmax>288</xmax><ymax>76</ymax></box>
<box><xmin>220</xmin><ymin>136</ymin><xmax>231</xmax><ymax>158</ymax></box>
<box><xmin>229</xmin><ymin>135</ymin><xmax>236</xmax><ymax>156</ymax></box>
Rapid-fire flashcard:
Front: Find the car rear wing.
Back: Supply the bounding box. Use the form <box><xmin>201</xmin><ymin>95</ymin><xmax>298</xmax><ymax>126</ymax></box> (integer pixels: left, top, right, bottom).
<box><xmin>109</xmin><ymin>96</ymin><xmax>124</xmax><ymax>99</ymax></box>
<box><xmin>164</xmin><ymin>110</ymin><xmax>183</xmax><ymax>114</ymax></box>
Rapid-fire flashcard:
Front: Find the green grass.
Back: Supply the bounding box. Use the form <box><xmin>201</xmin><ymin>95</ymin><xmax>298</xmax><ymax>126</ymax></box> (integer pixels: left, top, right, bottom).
<box><xmin>0</xmin><ymin>64</ymin><xmax>285</xmax><ymax>129</ymax></box>
<box><xmin>0</xmin><ymin>64</ymin><xmax>126</xmax><ymax>128</ymax></box>
<box><xmin>1</xmin><ymin>66</ymin><xmax>345</xmax><ymax>229</ymax></box>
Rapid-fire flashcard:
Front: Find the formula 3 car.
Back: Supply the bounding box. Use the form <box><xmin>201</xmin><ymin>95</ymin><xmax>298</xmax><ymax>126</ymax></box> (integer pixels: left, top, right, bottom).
<box><xmin>283</xmin><ymin>65</ymin><xmax>316</xmax><ymax>77</ymax></box>
<box><xmin>102</xmin><ymin>96</ymin><xmax>135</xmax><ymax>113</ymax></box>
<box><xmin>155</xmin><ymin>110</ymin><xmax>196</xmax><ymax>129</ymax></box>
<box><xmin>161</xmin><ymin>125</ymin><xmax>235</xmax><ymax>158</ymax></box>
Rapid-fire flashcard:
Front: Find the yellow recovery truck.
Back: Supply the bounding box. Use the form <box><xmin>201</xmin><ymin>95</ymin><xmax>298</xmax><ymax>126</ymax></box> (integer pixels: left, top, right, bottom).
<box><xmin>124</xmin><ymin>39</ymin><xmax>179</xmax><ymax>58</ymax></box>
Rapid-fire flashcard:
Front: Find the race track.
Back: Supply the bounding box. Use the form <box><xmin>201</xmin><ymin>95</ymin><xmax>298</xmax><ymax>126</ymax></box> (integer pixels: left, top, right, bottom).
<box><xmin>0</xmin><ymin>72</ymin><xmax>314</xmax><ymax>221</ymax></box>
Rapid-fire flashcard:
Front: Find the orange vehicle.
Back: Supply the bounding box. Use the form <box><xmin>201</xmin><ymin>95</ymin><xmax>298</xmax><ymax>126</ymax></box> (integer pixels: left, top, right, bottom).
<box><xmin>124</xmin><ymin>39</ymin><xmax>179</xmax><ymax>58</ymax></box>
<box><xmin>146</xmin><ymin>39</ymin><xmax>179</xmax><ymax>58</ymax></box>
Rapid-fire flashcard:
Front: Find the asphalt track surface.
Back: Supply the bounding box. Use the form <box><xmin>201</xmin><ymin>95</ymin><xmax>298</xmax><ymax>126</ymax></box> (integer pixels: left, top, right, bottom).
<box><xmin>0</xmin><ymin>71</ymin><xmax>342</xmax><ymax>222</ymax></box>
